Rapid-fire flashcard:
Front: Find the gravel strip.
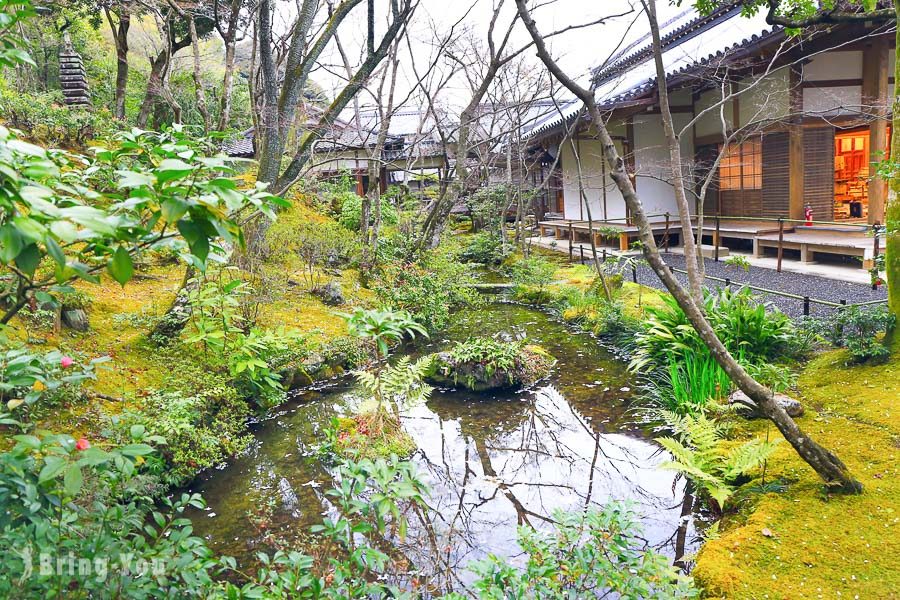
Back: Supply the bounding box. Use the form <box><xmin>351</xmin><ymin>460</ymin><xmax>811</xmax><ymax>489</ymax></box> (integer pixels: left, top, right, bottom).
<box><xmin>576</xmin><ymin>251</ymin><xmax>887</xmax><ymax>319</ymax></box>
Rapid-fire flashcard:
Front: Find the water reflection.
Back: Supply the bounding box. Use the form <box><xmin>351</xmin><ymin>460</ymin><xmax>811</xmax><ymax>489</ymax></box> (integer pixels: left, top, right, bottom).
<box><xmin>189</xmin><ymin>303</ymin><xmax>699</xmax><ymax>589</ymax></box>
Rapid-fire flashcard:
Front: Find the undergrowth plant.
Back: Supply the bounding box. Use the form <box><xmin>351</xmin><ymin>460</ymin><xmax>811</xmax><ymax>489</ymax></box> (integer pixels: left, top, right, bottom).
<box><xmin>656</xmin><ymin>410</ymin><xmax>778</xmax><ymax>511</ymax></box>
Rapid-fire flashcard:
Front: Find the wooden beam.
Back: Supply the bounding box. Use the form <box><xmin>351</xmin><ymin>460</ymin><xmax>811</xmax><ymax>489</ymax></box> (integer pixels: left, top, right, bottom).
<box><xmin>789</xmin><ymin>65</ymin><xmax>805</xmax><ymax>221</ymax></box>
<box><xmin>863</xmin><ymin>38</ymin><xmax>889</xmax><ymax>225</ymax></box>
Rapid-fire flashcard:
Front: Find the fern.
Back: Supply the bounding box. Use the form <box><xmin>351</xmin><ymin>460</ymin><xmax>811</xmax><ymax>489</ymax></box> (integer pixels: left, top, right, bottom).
<box><xmin>656</xmin><ymin>410</ymin><xmax>777</xmax><ymax>510</ymax></box>
<box><xmin>354</xmin><ymin>356</ymin><xmax>433</xmax><ymax>415</ymax></box>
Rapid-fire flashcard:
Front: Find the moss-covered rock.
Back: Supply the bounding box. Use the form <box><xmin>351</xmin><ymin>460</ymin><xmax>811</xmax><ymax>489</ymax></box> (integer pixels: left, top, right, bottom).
<box><xmin>332</xmin><ymin>412</ymin><xmax>416</xmax><ymax>460</ymax></box>
<box><xmin>426</xmin><ymin>338</ymin><xmax>555</xmax><ymax>391</ymax></box>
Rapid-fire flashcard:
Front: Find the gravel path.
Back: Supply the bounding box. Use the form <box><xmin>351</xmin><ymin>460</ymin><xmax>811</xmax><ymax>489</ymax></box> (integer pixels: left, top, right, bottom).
<box><xmin>578</xmin><ymin>251</ymin><xmax>887</xmax><ymax>319</ymax></box>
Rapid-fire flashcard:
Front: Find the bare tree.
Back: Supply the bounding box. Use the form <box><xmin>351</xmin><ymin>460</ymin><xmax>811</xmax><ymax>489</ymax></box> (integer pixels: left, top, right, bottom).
<box><xmin>213</xmin><ymin>0</ymin><xmax>247</xmax><ymax>131</ymax></box>
<box><xmin>515</xmin><ymin>0</ymin><xmax>862</xmax><ymax>493</ymax></box>
<box><xmin>254</xmin><ymin>0</ymin><xmax>415</xmax><ymax>195</ymax></box>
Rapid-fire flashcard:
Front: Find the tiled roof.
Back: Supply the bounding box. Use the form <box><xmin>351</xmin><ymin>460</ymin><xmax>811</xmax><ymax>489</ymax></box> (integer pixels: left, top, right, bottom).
<box><xmin>529</xmin><ymin>5</ymin><xmax>783</xmax><ymax>137</ymax></box>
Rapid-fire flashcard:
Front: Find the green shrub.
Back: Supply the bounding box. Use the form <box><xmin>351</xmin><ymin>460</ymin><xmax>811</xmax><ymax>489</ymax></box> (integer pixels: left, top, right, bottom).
<box><xmin>338</xmin><ymin>193</ymin><xmax>398</xmax><ymax>230</ymax></box>
<box><xmin>509</xmin><ymin>256</ymin><xmax>557</xmax><ymax>289</ymax></box>
<box><xmin>459</xmin><ymin>232</ymin><xmax>509</xmax><ymax>264</ymax></box>
<box><xmin>631</xmin><ymin>288</ymin><xmax>795</xmax><ymax>373</ymax></box>
<box><xmin>826</xmin><ymin>305</ymin><xmax>895</xmax><ymax>363</ymax></box>
<box><xmin>374</xmin><ymin>259</ymin><xmax>479</xmax><ymax>332</ymax></box>
<box><xmin>0</xmin><ymin>87</ymin><xmax>117</xmax><ymax>148</ymax></box>
<box><xmin>459</xmin><ymin>502</ymin><xmax>696</xmax><ymax>598</ymax></box>
<box><xmin>110</xmin><ymin>387</ymin><xmax>252</xmax><ymax>485</ymax></box>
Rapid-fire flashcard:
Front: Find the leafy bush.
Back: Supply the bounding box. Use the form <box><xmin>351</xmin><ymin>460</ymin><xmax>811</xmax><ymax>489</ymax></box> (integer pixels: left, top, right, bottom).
<box><xmin>656</xmin><ymin>410</ymin><xmax>778</xmax><ymax>511</ymax></box>
<box><xmin>457</xmin><ymin>503</ymin><xmax>696</xmax><ymax>598</ymax></box>
<box><xmin>458</xmin><ymin>232</ymin><xmax>509</xmax><ymax>264</ymax></box>
<box><xmin>0</xmin><ymin>424</ymin><xmax>219</xmax><ymax>598</ymax></box>
<box><xmin>509</xmin><ymin>256</ymin><xmax>557</xmax><ymax>290</ymax></box>
<box><xmin>374</xmin><ymin>259</ymin><xmax>479</xmax><ymax>332</ymax></box>
<box><xmin>270</xmin><ymin>218</ymin><xmax>358</xmax><ymax>289</ymax></box>
<box><xmin>631</xmin><ymin>288</ymin><xmax>795</xmax><ymax>373</ymax></box>
<box><xmin>0</xmin><ymin>347</ymin><xmax>105</xmax><ymax>413</ymax></box>
<box><xmin>185</xmin><ymin>275</ymin><xmax>310</xmax><ymax>407</ymax></box>
<box><xmin>110</xmin><ymin>387</ymin><xmax>251</xmax><ymax>486</ymax></box>
<box><xmin>0</xmin><ymin>87</ymin><xmax>117</xmax><ymax>148</ymax></box>
<box><xmin>338</xmin><ymin>193</ymin><xmax>398</xmax><ymax>230</ymax></box>
<box><xmin>826</xmin><ymin>305</ymin><xmax>895</xmax><ymax>363</ymax></box>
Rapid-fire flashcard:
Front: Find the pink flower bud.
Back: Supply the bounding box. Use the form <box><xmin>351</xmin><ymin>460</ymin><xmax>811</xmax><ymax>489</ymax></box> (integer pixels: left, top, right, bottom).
<box><xmin>75</xmin><ymin>438</ymin><xmax>90</xmax><ymax>451</ymax></box>
<box><xmin>60</xmin><ymin>356</ymin><xmax>74</xmax><ymax>368</ymax></box>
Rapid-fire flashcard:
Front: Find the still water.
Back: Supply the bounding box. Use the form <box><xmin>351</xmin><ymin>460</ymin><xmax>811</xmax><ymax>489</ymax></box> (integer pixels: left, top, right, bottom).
<box><xmin>189</xmin><ymin>301</ymin><xmax>698</xmax><ymax>591</ymax></box>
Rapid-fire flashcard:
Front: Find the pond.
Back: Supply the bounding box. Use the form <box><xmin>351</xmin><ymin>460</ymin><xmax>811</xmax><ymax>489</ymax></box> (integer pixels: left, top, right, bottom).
<box><xmin>189</xmin><ymin>301</ymin><xmax>699</xmax><ymax>591</ymax></box>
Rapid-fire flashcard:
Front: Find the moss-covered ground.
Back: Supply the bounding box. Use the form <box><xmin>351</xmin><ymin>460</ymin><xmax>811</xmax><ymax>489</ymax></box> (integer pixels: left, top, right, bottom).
<box><xmin>694</xmin><ymin>343</ymin><xmax>900</xmax><ymax>598</ymax></box>
<box><xmin>9</xmin><ymin>197</ymin><xmax>368</xmax><ymax>444</ymax></box>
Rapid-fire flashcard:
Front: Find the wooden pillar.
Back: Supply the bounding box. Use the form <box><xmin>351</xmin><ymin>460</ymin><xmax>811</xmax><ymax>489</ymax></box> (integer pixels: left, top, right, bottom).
<box><xmin>863</xmin><ymin>38</ymin><xmax>889</xmax><ymax>225</ymax></box>
<box><xmin>618</xmin><ymin>232</ymin><xmax>629</xmax><ymax>251</ymax></box>
<box><xmin>788</xmin><ymin>65</ymin><xmax>805</xmax><ymax>221</ymax></box>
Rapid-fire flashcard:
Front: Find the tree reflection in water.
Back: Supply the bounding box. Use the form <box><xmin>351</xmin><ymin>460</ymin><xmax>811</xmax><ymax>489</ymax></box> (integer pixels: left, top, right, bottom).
<box><xmin>188</xmin><ymin>303</ymin><xmax>700</xmax><ymax>594</ymax></box>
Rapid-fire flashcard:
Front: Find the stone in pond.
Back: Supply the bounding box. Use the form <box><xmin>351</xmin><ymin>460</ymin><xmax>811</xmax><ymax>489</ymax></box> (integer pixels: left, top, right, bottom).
<box><xmin>426</xmin><ymin>342</ymin><xmax>556</xmax><ymax>392</ymax></box>
<box><xmin>729</xmin><ymin>390</ymin><xmax>804</xmax><ymax>418</ymax></box>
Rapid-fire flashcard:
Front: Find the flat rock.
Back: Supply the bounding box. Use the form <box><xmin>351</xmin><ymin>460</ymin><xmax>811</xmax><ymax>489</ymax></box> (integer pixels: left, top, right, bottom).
<box><xmin>61</xmin><ymin>308</ymin><xmax>89</xmax><ymax>331</ymax></box>
<box><xmin>729</xmin><ymin>390</ymin><xmax>803</xmax><ymax>418</ymax></box>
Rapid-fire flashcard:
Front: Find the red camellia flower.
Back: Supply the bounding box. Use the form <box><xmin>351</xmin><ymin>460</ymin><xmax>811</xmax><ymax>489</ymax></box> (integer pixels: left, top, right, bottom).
<box><xmin>60</xmin><ymin>356</ymin><xmax>74</xmax><ymax>368</ymax></box>
<box><xmin>75</xmin><ymin>438</ymin><xmax>90</xmax><ymax>451</ymax></box>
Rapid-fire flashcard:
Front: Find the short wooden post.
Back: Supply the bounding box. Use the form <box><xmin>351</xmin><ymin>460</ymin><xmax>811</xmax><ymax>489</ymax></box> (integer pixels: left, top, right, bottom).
<box><xmin>803</xmin><ymin>296</ymin><xmax>810</xmax><ymax>316</ymax></box>
<box><xmin>632</xmin><ymin>265</ymin><xmax>638</xmax><ymax>284</ymax></box>
<box><xmin>663</xmin><ymin>212</ymin><xmax>671</xmax><ymax>253</ymax></box>
<box><xmin>602</xmin><ymin>248</ymin><xmax>607</xmax><ymax>262</ymax></box>
<box><xmin>776</xmin><ymin>217</ymin><xmax>785</xmax><ymax>273</ymax></box>
<box><xmin>714</xmin><ymin>216</ymin><xmax>721</xmax><ymax>262</ymax></box>
<box><xmin>836</xmin><ymin>299</ymin><xmax>847</xmax><ymax>339</ymax></box>
<box><xmin>580</xmin><ymin>246</ymin><xmax>584</xmax><ymax>263</ymax></box>
<box><xmin>568</xmin><ymin>223</ymin><xmax>574</xmax><ymax>261</ymax></box>
<box><xmin>873</xmin><ymin>223</ymin><xmax>881</xmax><ymax>290</ymax></box>
<box><xmin>725</xmin><ymin>277</ymin><xmax>731</xmax><ymax>288</ymax></box>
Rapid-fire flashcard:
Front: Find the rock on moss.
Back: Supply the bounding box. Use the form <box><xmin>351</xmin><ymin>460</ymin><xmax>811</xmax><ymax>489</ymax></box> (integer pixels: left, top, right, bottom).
<box><xmin>426</xmin><ymin>339</ymin><xmax>555</xmax><ymax>391</ymax></box>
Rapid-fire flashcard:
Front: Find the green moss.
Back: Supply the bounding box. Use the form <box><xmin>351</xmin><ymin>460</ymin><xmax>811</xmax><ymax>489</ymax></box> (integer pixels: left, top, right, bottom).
<box><xmin>333</xmin><ymin>412</ymin><xmax>416</xmax><ymax>460</ymax></box>
<box><xmin>694</xmin><ymin>348</ymin><xmax>900</xmax><ymax>598</ymax></box>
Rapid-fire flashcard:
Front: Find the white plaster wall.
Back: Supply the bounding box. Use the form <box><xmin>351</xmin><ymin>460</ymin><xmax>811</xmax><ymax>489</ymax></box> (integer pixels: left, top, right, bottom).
<box><xmin>803</xmin><ymin>50</ymin><xmax>862</xmax><ymax>80</ymax></box>
<box><xmin>694</xmin><ymin>86</ymin><xmax>735</xmax><ymax>139</ymax></box>
<box><xmin>803</xmin><ymin>86</ymin><xmax>863</xmax><ymax>115</ymax></box>
<box><xmin>632</xmin><ymin>112</ymin><xmax>694</xmax><ymax>217</ymax></box>
<box><xmin>559</xmin><ymin>138</ymin><xmax>626</xmax><ymax>221</ymax></box>
<box><xmin>738</xmin><ymin>67</ymin><xmax>791</xmax><ymax>126</ymax></box>
<box><xmin>559</xmin><ymin>115</ymin><xmax>693</xmax><ymax>221</ymax></box>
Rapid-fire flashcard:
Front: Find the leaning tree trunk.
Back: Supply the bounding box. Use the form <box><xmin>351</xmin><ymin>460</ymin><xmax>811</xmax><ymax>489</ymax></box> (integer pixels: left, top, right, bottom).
<box><xmin>516</xmin><ymin>0</ymin><xmax>862</xmax><ymax>493</ymax></box>
<box><xmin>137</xmin><ymin>47</ymin><xmax>171</xmax><ymax>128</ymax></box>
<box><xmin>645</xmin><ymin>0</ymin><xmax>704</xmax><ymax>303</ymax></box>
<box><xmin>150</xmin><ymin>266</ymin><xmax>198</xmax><ymax>342</ymax></box>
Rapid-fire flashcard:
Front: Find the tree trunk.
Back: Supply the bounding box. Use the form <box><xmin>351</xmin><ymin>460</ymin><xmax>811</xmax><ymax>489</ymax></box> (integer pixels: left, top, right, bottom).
<box><xmin>216</xmin><ymin>0</ymin><xmax>242</xmax><ymax>131</ymax></box>
<box><xmin>137</xmin><ymin>48</ymin><xmax>170</xmax><ymax>128</ymax></box>
<box><xmin>189</xmin><ymin>15</ymin><xmax>211</xmax><ymax>131</ymax></box>
<box><xmin>644</xmin><ymin>0</ymin><xmax>704</xmax><ymax>303</ymax></box>
<box><xmin>516</xmin><ymin>0</ymin><xmax>862</xmax><ymax>493</ymax></box>
<box><xmin>106</xmin><ymin>9</ymin><xmax>130</xmax><ymax>120</ymax></box>
<box><xmin>887</xmin><ymin>1</ymin><xmax>900</xmax><ymax>334</ymax></box>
